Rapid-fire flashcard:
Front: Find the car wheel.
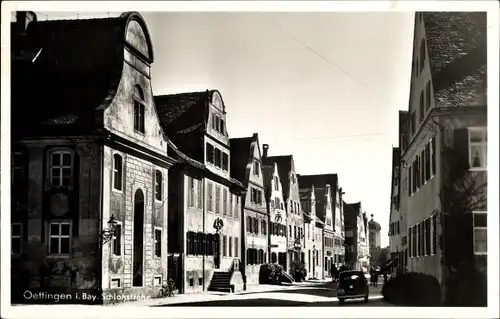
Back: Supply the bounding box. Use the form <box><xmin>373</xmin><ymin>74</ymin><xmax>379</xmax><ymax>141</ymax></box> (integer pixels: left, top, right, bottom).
<box><xmin>338</xmin><ymin>298</ymin><xmax>345</xmax><ymax>304</ymax></box>
<box><xmin>364</xmin><ymin>295</ymin><xmax>368</xmax><ymax>303</ymax></box>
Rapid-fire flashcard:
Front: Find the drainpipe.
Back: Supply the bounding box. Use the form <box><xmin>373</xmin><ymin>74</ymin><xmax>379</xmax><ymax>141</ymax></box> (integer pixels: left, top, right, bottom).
<box><xmin>97</xmin><ymin>143</ymin><xmax>104</xmax><ymax>303</ymax></box>
<box><xmin>202</xmin><ymin>177</ymin><xmax>205</xmax><ymax>291</ymax></box>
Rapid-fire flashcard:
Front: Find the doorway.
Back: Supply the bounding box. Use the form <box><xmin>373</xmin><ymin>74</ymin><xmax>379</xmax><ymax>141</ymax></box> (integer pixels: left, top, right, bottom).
<box><xmin>133</xmin><ymin>189</ymin><xmax>144</xmax><ymax>287</ymax></box>
<box><xmin>214</xmin><ymin>234</ymin><xmax>221</xmax><ymax>269</ymax></box>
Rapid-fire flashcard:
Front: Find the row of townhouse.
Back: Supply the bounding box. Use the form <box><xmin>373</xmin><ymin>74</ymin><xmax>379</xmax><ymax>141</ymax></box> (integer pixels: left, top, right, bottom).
<box><xmin>9</xmin><ymin>11</ymin><xmax>369</xmax><ymax>304</ymax></box>
<box><xmin>388</xmin><ymin>11</ymin><xmax>487</xmax><ymax>299</ymax></box>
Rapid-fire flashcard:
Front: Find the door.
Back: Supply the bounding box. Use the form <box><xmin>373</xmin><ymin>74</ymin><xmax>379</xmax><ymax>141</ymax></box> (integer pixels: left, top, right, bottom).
<box><xmin>214</xmin><ymin>234</ymin><xmax>221</xmax><ymax>269</ymax></box>
<box><xmin>168</xmin><ymin>253</ymin><xmax>182</xmax><ymax>293</ymax></box>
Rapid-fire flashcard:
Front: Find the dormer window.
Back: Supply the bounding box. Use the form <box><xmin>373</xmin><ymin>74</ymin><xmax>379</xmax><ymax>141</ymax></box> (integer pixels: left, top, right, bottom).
<box><xmin>133</xmin><ymin>85</ymin><xmax>145</xmax><ymax>134</ymax></box>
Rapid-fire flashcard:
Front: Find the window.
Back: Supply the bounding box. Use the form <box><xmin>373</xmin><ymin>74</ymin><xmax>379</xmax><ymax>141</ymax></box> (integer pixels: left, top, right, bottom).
<box><xmin>420</xmin><ymin>149</ymin><xmax>425</xmax><ymax>184</ymax></box>
<box><xmin>11</xmin><ymin>152</ymin><xmax>24</xmax><ymax>188</ymax></box>
<box><xmin>133</xmin><ymin>85</ymin><xmax>145</xmax><ymax>133</ymax></box>
<box><xmin>289</xmin><ymin>225</ymin><xmax>292</xmax><ymax>238</ymax></box>
<box><xmin>49</xmin><ymin>222</ymin><xmax>71</xmax><ymax>255</ymax></box>
<box><xmin>222</xmin><ymin>153</ymin><xmax>229</xmax><ymax>171</ymax></box>
<box><xmin>11</xmin><ymin>223</ymin><xmax>22</xmax><ymax>254</ymax></box>
<box><xmin>253</xmin><ymin>161</ymin><xmax>260</xmax><ymax>176</ymax></box>
<box><xmin>222</xmin><ymin>235</ymin><xmax>227</xmax><ymax>257</ymax></box>
<box><xmin>425</xmin><ymin>218</ymin><xmax>431</xmax><ymax>255</ymax></box>
<box><xmin>425</xmin><ymin>81</ymin><xmax>431</xmax><ymax>111</ymax></box>
<box><xmin>234</xmin><ymin>195</ymin><xmax>239</xmax><ymax>219</ymax></box>
<box><xmin>154</xmin><ymin>228</ymin><xmax>162</xmax><ymax>257</ymax></box>
<box><xmin>469</xmin><ymin>128</ymin><xmax>487</xmax><ymax>169</ymax></box>
<box><xmin>206</xmin><ymin>143</ymin><xmax>214</xmax><ymax>164</ymax></box>
<box><xmin>294</xmin><ymin>226</ymin><xmax>297</xmax><ymax>239</ymax></box>
<box><xmin>215</xmin><ymin>186</ymin><xmax>221</xmax><ymax>213</ymax></box>
<box><xmin>188</xmin><ymin>177</ymin><xmax>195</xmax><ymax>207</ymax></box>
<box><xmin>419</xmin><ymin>90</ymin><xmax>424</xmax><ymax>122</ymax></box>
<box><xmin>212</xmin><ymin>114</ymin><xmax>218</xmax><ymax>130</ymax></box>
<box><xmin>207</xmin><ymin>182</ymin><xmax>213</xmax><ymax>212</ymax></box>
<box><xmin>229</xmin><ymin>193</ymin><xmax>233</xmax><ymax>217</ymax></box>
<box><xmin>408</xmin><ymin>165</ymin><xmax>412</xmax><ymax>196</ymax></box>
<box><xmin>155</xmin><ymin>170</ymin><xmax>162</xmax><ymax>201</ymax></box>
<box><xmin>197</xmin><ymin>178</ymin><xmax>203</xmax><ymax>209</ymax></box>
<box><xmin>431</xmin><ymin>138</ymin><xmax>436</xmax><ymax>174</ymax></box>
<box><xmin>50</xmin><ymin>151</ymin><xmax>72</xmax><ymax>187</ymax></box>
<box><xmin>214</xmin><ymin>149</ymin><xmax>222</xmax><ymax>168</ymax></box>
<box><xmin>473</xmin><ymin>212</ymin><xmax>487</xmax><ymax>255</ymax></box>
<box><xmin>223</xmin><ymin>189</ymin><xmax>228</xmax><ymax>215</ymax></box>
<box><xmin>419</xmin><ymin>222</ymin><xmax>424</xmax><ymax>256</ymax></box>
<box><xmin>112</xmin><ymin>224</ymin><xmax>122</xmax><ymax>256</ymax></box>
<box><xmin>254</xmin><ymin>218</ymin><xmax>259</xmax><ymax>235</ymax></box>
<box><xmin>432</xmin><ymin>215</ymin><xmax>437</xmax><ymax>255</ymax></box>
<box><xmin>274</xmin><ymin>176</ymin><xmax>279</xmax><ymax>191</ymax></box>
<box><xmin>247</xmin><ymin>216</ymin><xmax>252</xmax><ymax>233</ymax></box>
<box><xmin>410</xmin><ymin>112</ymin><xmax>416</xmax><ymax>136</ymax></box>
<box><xmin>235</xmin><ymin>237</ymin><xmax>239</xmax><ymax>257</ymax></box>
<box><xmin>420</xmin><ymin>39</ymin><xmax>426</xmax><ymax>73</ymax></box>
<box><xmin>262</xmin><ymin>220</ymin><xmax>267</xmax><ymax>235</ymax></box>
<box><xmin>113</xmin><ymin>154</ymin><xmax>123</xmax><ymax>191</ymax></box>
<box><xmin>425</xmin><ymin>144</ymin><xmax>431</xmax><ymax>181</ymax></box>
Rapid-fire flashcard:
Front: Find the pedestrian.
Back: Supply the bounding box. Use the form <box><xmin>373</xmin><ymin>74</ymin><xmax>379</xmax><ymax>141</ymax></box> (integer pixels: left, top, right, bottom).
<box><xmin>331</xmin><ymin>265</ymin><xmax>338</xmax><ymax>282</ymax></box>
<box><xmin>383</xmin><ymin>271</ymin><xmax>388</xmax><ymax>285</ymax></box>
<box><xmin>373</xmin><ymin>270</ymin><xmax>379</xmax><ymax>288</ymax></box>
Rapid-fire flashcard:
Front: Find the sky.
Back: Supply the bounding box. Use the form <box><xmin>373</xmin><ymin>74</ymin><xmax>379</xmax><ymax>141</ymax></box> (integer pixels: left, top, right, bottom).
<box><xmin>27</xmin><ymin>10</ymin><xmax>415</xmax><ymax>247</ymax></box>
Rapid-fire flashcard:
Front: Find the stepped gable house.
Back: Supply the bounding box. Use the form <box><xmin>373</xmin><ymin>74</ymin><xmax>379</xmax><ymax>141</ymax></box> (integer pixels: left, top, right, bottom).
<box><xmin>10</xmin><ymin>11</ymin><xmax>175</xmax><ymax>303</ymax></box>
<box><xmin>154</xmin><ymin>90</ymin><xmax>246</xmax><ymax>294</ymax></box>
<box><xmin>229</xmin><ymin>134</ymin><xmax>268</xmax><ymax>286</ymax></box>
<box><xmin>298</xmin><ymin>174</ymin><xmax>345</xmax><ymax>275</ymax></box>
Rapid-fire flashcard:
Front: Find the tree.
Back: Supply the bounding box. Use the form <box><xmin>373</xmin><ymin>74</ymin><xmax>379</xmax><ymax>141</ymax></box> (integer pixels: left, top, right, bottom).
<box><xmin>436</xmin><ymin>125</ymin><xmax>487</xmax><ymax>306</ymax></box>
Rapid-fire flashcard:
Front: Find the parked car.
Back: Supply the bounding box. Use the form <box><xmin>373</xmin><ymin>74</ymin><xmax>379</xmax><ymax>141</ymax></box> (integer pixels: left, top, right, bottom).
<box><xmin>337</xmin><ymin>270</ymin><xmax>369</xmax><ymax>304</ymax></box>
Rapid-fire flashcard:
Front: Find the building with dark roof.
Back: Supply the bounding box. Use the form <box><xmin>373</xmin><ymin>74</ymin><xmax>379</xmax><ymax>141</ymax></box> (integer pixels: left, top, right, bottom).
<box><xmin>397</xmin><ymin>12</ymin><xmax>487</xmax><ymax>303</ymax></box>
<box><xmin>298</xmin><ymin>174</ymin><xmax>346</xmax><ymax>277</ymax></box>
<box><xmin>155</xmin><ymin>90</ymin><xmax>246</xmax><ymax>294</ymax></box>
<box><xmin>262</xmin><ymin>145</ymin><xmax>305</xmax><ymax>273</ymax></box>
<box><xmin>10</xmin><ymin>11</ymin><xmax>176</xmax><ymax>304</ymax></box>
<box><xmin>343</xmin><ymin>201</ymin><xmax>370</xmax><ymax>271</ymax></box>
<box><xmin>229</xmin><ymin>134</ymin><xmax>268</xmax><ymax>286</ymax></box>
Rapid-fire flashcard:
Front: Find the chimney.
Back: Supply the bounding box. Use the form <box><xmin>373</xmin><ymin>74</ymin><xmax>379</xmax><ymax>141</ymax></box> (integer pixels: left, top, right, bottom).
<box><xmin>263</xmin><ymin>144</ymin><xmax>269</xmax><ymax>158</ymax></box>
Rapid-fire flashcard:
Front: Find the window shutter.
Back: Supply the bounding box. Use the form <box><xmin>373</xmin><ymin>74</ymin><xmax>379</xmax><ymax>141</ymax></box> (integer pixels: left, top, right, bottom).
<box><xmin>453</xmin><ymin>128</ymin><xmax>471</xmax><ymax>173</ymax></box>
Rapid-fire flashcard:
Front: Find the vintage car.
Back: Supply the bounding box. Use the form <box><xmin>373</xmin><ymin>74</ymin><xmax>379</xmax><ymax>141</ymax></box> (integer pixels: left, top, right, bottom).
<box><xmin>337</xmin><ymin>270</ymin><xmax>369</xmax><ymax>304</ymax></box>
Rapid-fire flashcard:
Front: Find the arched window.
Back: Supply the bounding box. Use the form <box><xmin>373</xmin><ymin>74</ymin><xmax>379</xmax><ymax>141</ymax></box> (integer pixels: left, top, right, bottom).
<box><xmin>133</xmin><ymin>85</ymin><xmax>145</xmax><ymax>133</ymax></box>
<box><xmin>155</xmin><ymin>170</ymin><xmax>162</xmax><ymax>201</ymax></box>
<box><xmin>113</xmin><ymin>154</ymin><xmax>123</xmax><ymax>191</ymax></box>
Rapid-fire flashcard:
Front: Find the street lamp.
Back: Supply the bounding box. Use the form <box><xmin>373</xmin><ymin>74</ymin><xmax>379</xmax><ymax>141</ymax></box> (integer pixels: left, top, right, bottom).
<box><xmin>101</xmin><ymin>214</ymin><xmax>118</xmax><ymax>244</ymax></box>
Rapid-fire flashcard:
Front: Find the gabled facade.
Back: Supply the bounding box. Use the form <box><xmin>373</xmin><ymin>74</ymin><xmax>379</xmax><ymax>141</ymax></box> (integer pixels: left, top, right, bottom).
<box><xmin>297</xmin><ymin>174</ymin><xmax>345</xmax><ymax>277</ymax></box>
<box><xmin>343</xmin><ymin>202</ymin><xmax>369</xmax><ymax>271</ymax></box>
<box><xmin>300</xmin><ymin>186</ymin><xmax>326</xmax><ymax>279</ymax></box>
<box><xmin>262</xmin><ymin>147</ymin><xmax>304</xmax><ymax>273</ymax></box>
<box><xmin>10</xmin><ymin>11</ymin><xmax>175</xmax><ymax>303</ymax></box>
<box><xmin>399</xmin><ymin>12</ymin><xmax>487</xmax><ymax>294</ymax></box>
<box><xmin>155</xmin><ymin>90</ymin><xmax>246</xmax><ymax>294</ymax></box>
<box><xmin>230</xmin><ymin>134</ymin><xmax>268</xmax><ymax>286</ymax></box>
<box><xmin>262</xmin><ymin>153</ymin><xmax>287</xmax><ymax>270</ymax></box>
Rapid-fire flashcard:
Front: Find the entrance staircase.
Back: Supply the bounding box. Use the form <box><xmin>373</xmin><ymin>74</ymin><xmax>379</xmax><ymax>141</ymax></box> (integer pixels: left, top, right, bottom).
<box><xmin>207</xmin><ymin>271</ymin><xmax>233</xmax><ymax>293</ymax></box>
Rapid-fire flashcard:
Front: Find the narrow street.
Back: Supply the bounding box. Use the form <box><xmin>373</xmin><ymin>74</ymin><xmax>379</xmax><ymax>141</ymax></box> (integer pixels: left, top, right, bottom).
<box><xmin>119</xmin><ymin>280</ymin><xmax>389</xmax><ymax>307</ymax></box>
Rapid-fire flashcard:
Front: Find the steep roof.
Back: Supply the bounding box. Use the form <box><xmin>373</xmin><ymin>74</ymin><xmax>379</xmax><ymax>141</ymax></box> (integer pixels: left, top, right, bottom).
<box><xmin>343</xmin><ymin>201</ymin><xmax>360</xmax><ymax>228</ymax></box>
<box><xmin>229</xmin><ymin>135</ymin><xmax>254</xmax><ymax>184</ymax></box>
<box><xmin>297</xmin><ymin>174</ymin><xmax>338</xmax><ymax>221</ymax></box>
<box><xmin>263</xmin><ymin>155</ymin><xmax>293</xmax><ymax>201</ymax></box>
<box><xmin>154</xmin><ymin>90</ymin><xmax>217</xmax><ymax>161</ymax></box>
<box><xmin>11</xmin><ymin>12</ymin><xmax>151</xmax><ymax>137</ymax></box>
<box><xmin>423</xmin><ymin>12</ymin><xmax>487</xmax><ymax>108</ymax></box>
